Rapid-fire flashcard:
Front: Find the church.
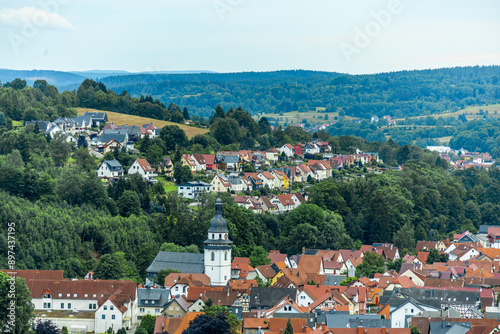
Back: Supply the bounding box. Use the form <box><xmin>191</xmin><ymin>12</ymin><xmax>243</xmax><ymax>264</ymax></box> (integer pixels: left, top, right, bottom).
<box><xmin>146</xmin><ymin>195</ymin><xmax>232</xmax><ymax>286</ymax></box>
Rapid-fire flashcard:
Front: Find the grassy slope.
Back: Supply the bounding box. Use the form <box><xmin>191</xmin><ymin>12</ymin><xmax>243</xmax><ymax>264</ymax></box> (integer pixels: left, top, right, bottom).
<box><xmin>257</xmin><ymin>108</ymin><xmax>357</xmax><ymax>126</ymax></box>
<box><xmin>76</xmin><ymin>108</ymin><xmax>208</xmax><ymax>138</ymax></box>
<box><xmin>393</xmin><ymin>103</ymin><xmax>500</xmax><ymax>122</ymax></box>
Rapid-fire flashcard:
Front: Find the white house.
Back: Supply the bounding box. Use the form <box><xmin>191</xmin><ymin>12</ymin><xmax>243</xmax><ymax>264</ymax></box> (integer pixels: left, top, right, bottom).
<box><xmin>296</xmin><ymin>290</ymin><xmax>315</xmax><ymax>307</ymax></box>
<box><xmin>178</xmin><ymin>181</ymin><xmax>212</xmax><ymax>199</ymax></box>
<box><xmin>128</xmin><ymin>159</ymin><xmax>157</xmax><ymax>181</ymax></box>
<box><xmin>257</xmin><ymin>171</ymin><xmax>276</xmax><ymax>189</ymax></box>
<box><xmin>278</xmin><ymin>144</ymin><xmax>295</xmax><ymax>158</ymax></box>
<box><xmin>137</xmin><ymin>288</ymin><xmax>171</xmax><ymax>319</ymax></box>
<box><xmin>211</xmin><ymin>174</ymin><xmax>231</xmax><ymax>192</ymax></box>
<box><xmin>97</xmin><ymin>160</ymin><xmax>125</xmax><ymax>178</ymax></box>
<box><xmin>10</xmin><ymin>270</ymin><xmax>138</xmax><ymax>333</ymax></box>
<box><xmin>269</xmin><ymin>194</ymin><xmax>303</xmax><ymax>213</ymax></box>
<box><xmin>390</xmin><ymin>300</ymin><xmax>438</xmax><ymax>328</ymax></box>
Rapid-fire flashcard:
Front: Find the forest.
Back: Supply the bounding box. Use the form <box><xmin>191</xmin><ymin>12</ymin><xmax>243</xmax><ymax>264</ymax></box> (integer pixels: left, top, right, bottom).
<box><xmin>98</xmin><ymin>66</ymin><xmax>500</xmax><ymax>120</ymax></box>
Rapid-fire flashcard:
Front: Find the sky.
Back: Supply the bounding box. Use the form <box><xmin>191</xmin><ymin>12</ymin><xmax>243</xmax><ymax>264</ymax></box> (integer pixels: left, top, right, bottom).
<box><xmin>0</xmin><ymin>0</ymin><xmax>499</xmax><ymax>75</ymax></box>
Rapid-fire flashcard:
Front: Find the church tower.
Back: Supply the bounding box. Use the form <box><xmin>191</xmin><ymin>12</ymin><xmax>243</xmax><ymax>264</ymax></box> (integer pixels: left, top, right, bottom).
<box><xmin>204</xmin><ymin>195</ymin><xmax>232</xmax><ymax>286</ymax></box>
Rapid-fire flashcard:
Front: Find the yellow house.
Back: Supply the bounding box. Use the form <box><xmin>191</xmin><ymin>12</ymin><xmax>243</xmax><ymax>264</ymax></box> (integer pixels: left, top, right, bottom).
<box><xmin>270</xmin><ymin>261</ymin><xmax>288</xmax><ymax>285</ymax></box>
<box><xmin>271</xmin><ymin>170</ymin><xmax>289</xmax><ymax>189</ymax></box>
<box><xmin>181</xmin><ymin>154</ymin><xmax>196</xmax><ymax>174</ymax></box>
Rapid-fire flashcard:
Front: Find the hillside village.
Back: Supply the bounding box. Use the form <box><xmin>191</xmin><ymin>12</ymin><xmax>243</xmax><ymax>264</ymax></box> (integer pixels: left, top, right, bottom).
<box><xmin>8</xmin><ymin>200</ymin><xmax>500</xmax><ymax>333</ymax></box>
<box><xmin>8</xmin><ymin>111</ymin><xmax>500</xmax><ymax>334</ymax></box>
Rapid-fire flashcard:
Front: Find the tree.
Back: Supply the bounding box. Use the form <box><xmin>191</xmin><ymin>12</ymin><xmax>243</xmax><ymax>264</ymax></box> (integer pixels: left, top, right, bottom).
<box><xmin>94</xmin><ymin>251</ymin><xmax>139</xmax><ymax>281</ymax></box>
<box><xmin>283</xmin><ymin>318</ymin><xmax>294</xmax><ymax>334</ymax></box>
<box><xmin>355</xmin><ymin>251</ymin><xmax>386</xmax><ymax>278</ymax></box>
<box><xmin>249</xmin><ymin>246</ymin><xmax>271</xmax><ymax>267</ymax></box>
<box><xmin>426</xmin><ymin>249</ymin><xmax>448</xmax><ymax>264</ymax></box>
<box><xmin>160</xmin><ymin>125</ymin><xmax>188</xmax><ymax>152</ymax></box>
<box><xmin>160</xmin><ymin>242</ymin><xmax>199</xmax><ymax>253</ymax></box>
<box><xmin>201</xmin><ymin>305</ymin><xmax>241</xmax><ymax>334</ymax></box>
<box><xmin>116</xmin><ymin>328</ymin><xmax>127</xmax><ymax>334</ymax></box>
<box><xmin>5</xmin><ymin>149</ymin><xmax>25</xmax><ymax>168</ymax></box>
<box><xmin>118</xmin><ymin>190</ymin><xmax>142</xmax><ymax>217</ymax></box>
<box><xmin>0</xmin><ymin>272</ymin><xmax>34</xmax><ymax>334</ymax></box>
<box><xmin>77</xmin><ymin>135</ymin><xmax>88</xmax><ymax>148</ymax></box>
<box><xmin>174</xmin><ymin>162</ymin><xmax>193</xmax><ymax>184</ymax></box>
<box><xmin>387</xmin><ymin>258</ymin><xmax>403</xmax><ymax>272</ymax></box>
<box><xmin>182</xmin><ymin>313</ymin><xmax>231</xmax><ymax>334</ymax></box>
<box><xmin>138</xmin><ymin>314</ymin><xmax>156</xmax><ymax>334</ymax></box>
<box><xmin>146</xmin><ymin>144</ymin><xmax>163</xmax><ymax>166</ymax></box>
<box><xmin>49</xmin><ymin>132</ymin><xmax>73</xmax><ymax>166</ymax></box>
<box><xmin>0</xmin><ymin>112</ymin><xmax>6</xmax><ymax>127</ymax></box>
<box><xmin>392</xmin><ymin>223</ymin><xmax>415</xmax><ymax>251</ymax></box>
<box><xmin>73</xmin><ymin>147</ymin><xmax>96</xmax><ymax>171</ymax></box>
<box><xmin>410</xmin><ymin>326</ymin><xmax>422</xmax><ymax>334</ymax></box>
<box><xmin>135</xmin><ymin>328</ymin><xmax>148</xmax><ymax>334</ymax></box>
<box><xmin>155</xmin><ymin>269</ymin><xmax>181</xmax><ymax>286</ymax></box>
<box><xmin>35</xmin><ymin>319</ymin><xmax>59</xmax><ymax>334</ymax></box>
<box><xmin>62</xmin><ymin>326</ymin><xmax>69</xmax><ymax>334</ymax></box>
<box><xmin>210</xmin><ymin>104</ymin><xmax>226</xmax><ymax>124</ymax></box>
<box><xmin>183</xmin><ymin>107</ymin><xmax>190</xmax><ymax>120</ymax></box>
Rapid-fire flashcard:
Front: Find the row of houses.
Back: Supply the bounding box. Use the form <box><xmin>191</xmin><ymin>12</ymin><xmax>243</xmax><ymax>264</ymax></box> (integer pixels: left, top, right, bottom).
<box><xmin>97</xmin><ymin>158</ymin><xmax>157</xmax><ymax>181</ymax></box>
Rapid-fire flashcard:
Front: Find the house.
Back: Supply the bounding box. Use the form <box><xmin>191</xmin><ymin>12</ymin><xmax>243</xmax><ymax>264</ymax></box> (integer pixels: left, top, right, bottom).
<box><xmin>216</xmin><ymin>152</ymin><xmax>240</xmax><ymax>171</ymax></box>
<box><xmin>93</xmin><ymin>130</ymin><xmax>129</xmax><ymax>147</ymax></box>
<box><xmin>25</xmin><ymin>120</ymin><xmax>52</xmax><ymax>132</ymax></box>
<box><xmin>181</xmin><ymin>154</ymin><xmax>196</xmax><ymax>174</ymax></box>
<box><xmin>165</xmin><ymin>274</ymin><xmax>210</xmax><ymax>298</ymax></box>
<box><xmin>249</xmin><ymin>287</ymin><xmax>297</xmax><ymax>311</ymax></box>
<box><xmin>269</xmin><ymin>193</ymin><xmax>304</xmax><ymax>213</ymax></box>
<box><xmin>178</xmin><ymin>181</ymin><xmax>212</xmax><ymax>199</ymax></box>
<box><xmin>128</xmin><ymin>159</ymin><xmax>158</xmax><ymax>181</ymax></box>
<box><xmin>192</xmin><ymin>154</ymin><xmax>218</xmax><ymax>173</ymax></box>
<box><xmin>279</xmin><ymin>144</ymin><xmax>295</xmax><ymax>157</ymax></box>
<box><xmin>158</xmin><ymin>157</ymin><xmax>173</xmax><ymax>177</ymax></box>
<box><xmin>83</xmin><ymin>111</ymin><xmax>108</xmax><ymax>127</ymax></box>
<box><xmin>390</xmin><ymin>299</ymin><xmax>437</xmax><ymax>328</ymax></box>
<box><xmin>265</xmin><ymin>148</ymin><xmax>280</xmax><ymax>164</ymax></box>
<box><xmin>211</xmin><ymin>174</ymin><xmax>231</xmax><ymax>192</ymax></box>
<box><xmin>294</xmin><ymin>144</ymin><xmax>305</xmax><ymax>156</ymax></box>
<box><xmin>303</xmin><ymin>142</ymin><xmax>320</xmax><ymax>155</ymax></box>
<box><xmin>259</xmin><ymin>196</ymin><xmax>278</xmax><ymax>214</ymax></box>
<box><xmin>227</xmin><ymin>173</ymin><xmax>247</xmax><ymax>193</ymax></box>
<box><xmin>271</xmin><ymin>169</ymin><xmax>290</xmax><ymax>188</ymax></box>
<box><xmin>487</xmin><ymin>227</ymin><xmax>500</xmax><ymax>248</ymax></box>
<box><xmin>9</xmin><ymin>270</ymin><xmax>138</xmax><ymax>333</ymax></box>
<box><xmin>97</xmin><ymin>160</ymin><xmax>125</xmax><ymax>178</ymax></box>
<box><xmin>258</xmin><ymin>171</ymin><xmax>276</xmax><ymax>189</ymax></box>
<box><xmin>96</xmin><ymin>139</ymin><xmax>122</xmax><ymax>154</ymax></box>
<box><xmin>137</xmin><ymin>288</ymin><xmax>171</xmax><ymax>319</ymax></box>
<box><xmin>162</xmin><ymin>297</ymin><xmax>189</xmax><ymax>318</ymax></box>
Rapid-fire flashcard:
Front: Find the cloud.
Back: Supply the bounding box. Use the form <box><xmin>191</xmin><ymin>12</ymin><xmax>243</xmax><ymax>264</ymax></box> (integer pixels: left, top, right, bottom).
<box><xmin>0</xmin><ymin>7</ymin><xmax>74</xmax><ymax>31</ymax></box>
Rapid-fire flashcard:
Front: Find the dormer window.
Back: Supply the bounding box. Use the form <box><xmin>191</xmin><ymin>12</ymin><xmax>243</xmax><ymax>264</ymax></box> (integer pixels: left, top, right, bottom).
<box><xmin>211</xmin><ymin>252</ymin><xmax>215</xmax><ymax>261</ymax></box>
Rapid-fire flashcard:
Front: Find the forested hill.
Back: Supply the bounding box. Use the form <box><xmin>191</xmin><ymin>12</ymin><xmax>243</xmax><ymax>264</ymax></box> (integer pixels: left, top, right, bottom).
<box><xmin>99</xmin><ymin>66</ymin><xmax>500</xmax><ymax>120</ymax></box>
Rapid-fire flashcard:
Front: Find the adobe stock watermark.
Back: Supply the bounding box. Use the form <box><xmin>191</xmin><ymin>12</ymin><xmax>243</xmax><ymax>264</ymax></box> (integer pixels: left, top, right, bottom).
<box><xmin>339</xmin><ymin>0</ymin><xmax>407</xmax><ymax>63</ymax></box>
<box><xmin>6</xmin><ymin>221</ymin><xmax>17</xmax><ymax>332</ymax></box>
<box><xmin>213</xmin><ymin>0</ymin><xmax>244</xmax><ymax>21</ymax></box>
<box><xmin>7</xmin><ymin>0</ymin><xmax>71</xmax><ymax>54</ymax></box>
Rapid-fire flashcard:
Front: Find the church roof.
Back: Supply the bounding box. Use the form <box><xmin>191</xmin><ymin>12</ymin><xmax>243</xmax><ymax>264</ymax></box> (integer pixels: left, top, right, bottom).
<box><xmin>208</xmin><ymin>196</ymin><xmax>229</xmax><ymax>233</ymax></box>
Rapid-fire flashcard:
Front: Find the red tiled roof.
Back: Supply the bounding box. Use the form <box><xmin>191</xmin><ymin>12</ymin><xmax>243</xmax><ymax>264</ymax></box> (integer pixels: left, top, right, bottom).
<box><xmin>136</xmin><ymin>158</ymin><xmax>154</xmax><ymax>172</ymax></box>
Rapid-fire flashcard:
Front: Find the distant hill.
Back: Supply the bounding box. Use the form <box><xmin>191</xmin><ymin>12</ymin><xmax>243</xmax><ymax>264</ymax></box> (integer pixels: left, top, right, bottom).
<box><xmin>0</xmin><ymin>69</ymin><xmax>86</xmax><ymax>88</ymax></box>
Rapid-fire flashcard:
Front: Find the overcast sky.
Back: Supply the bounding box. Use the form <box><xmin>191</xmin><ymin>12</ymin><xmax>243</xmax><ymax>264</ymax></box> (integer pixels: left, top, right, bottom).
<box><xmin>0</xmin><ymin>0</ymin><xmax>499</xmax><ymax>74</ymax></box>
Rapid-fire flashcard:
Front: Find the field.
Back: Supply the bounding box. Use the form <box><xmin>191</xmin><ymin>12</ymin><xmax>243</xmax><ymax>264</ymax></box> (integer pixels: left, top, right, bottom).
<box><xmin>258</xmin><ymin>108</ymin><xmax>357</xmax><ymax>126</ymax></box>
<box><xmin>76</xmin><ymin>108</ymin><xmax>208</xmax><ymax>138</ymax></box>
<box><xmin>393</xmin><ymin>103</ymin><xmax>500</xmax><ymax>122</ymax></box>
<box><xmin>156</xmin><ymin>176</ymin><xmax>178</xmax><ymax>193</ymax></box>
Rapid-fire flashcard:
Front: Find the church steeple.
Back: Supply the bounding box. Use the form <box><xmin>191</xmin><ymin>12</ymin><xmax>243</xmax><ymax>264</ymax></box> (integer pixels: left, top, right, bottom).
<box><xmin>204</xmin><ymin>194</ymin><xmax>232</xmax><ymax>286</ymax></box>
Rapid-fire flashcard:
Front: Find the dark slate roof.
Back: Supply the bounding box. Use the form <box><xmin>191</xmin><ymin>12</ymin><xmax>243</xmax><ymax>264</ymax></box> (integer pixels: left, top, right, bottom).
<box><xmin>83</xmin><ymin>111</ymin><xmax>108</xmax><ymax>121</ymax></box>
<box><xmin>303</xmin><ymin>249</ymin><xmax>319</xmax><ymax>255</ymax></box>
<box><xmin>104</xmin><ymin>160</ymin><xmax>124</xmax><ymax>172</ymax></box>
<box><xmin>98</xmin><ymin>133</ymin><xmax>127</xmax><ymax>144</ymax></box>
<box><xmin>323</xmin><ymin>275</ymin><xmax>346</xmax><ymax>286</ymax></box>
<box><xmin>249</xmin><ymin>287</ymin><xmax>297</xmax><ymax>309</ymax></box>
<box><xmin>207</xmin><ymin>197</ymin><xmax>229</xmax><ymax>234</ymax></box>
<box><xmin>178</xmin><ymin>181</ymin><xmax>211</xmax><ymax>188</ymax></box>
<box><xmin>378</xmin><ymin>288</ymin><xmax>480</xmax><ymax>310</ymax></box>
<box><xmin>137</xmin><ymin>288</ymin><xmax>171</xmax><ymax>308</ymax></box>
<box><xmin>119</xmin><ymin>125</ymin><xmax>141</xmax><ymax>136</ymax></box>
<box><xmin>349</xmin><ymin>318</ymin><xmax>391</xmax><ymax>328</ymax></box>
<box><xmin>74</xmin><ymin>115</ymin><xmax>92</xmax><ymax>127</ymax></box>
<box><xmin>429</xmin><ymin>321</ymin><xmax>470</xmax><ymax>334</ymax></box>
<box><xmin>25</xmin><ymin>120</ymin><xmax>51</xmax><ymax>132</ymax></box>
<box><xmin>316</xmin><ymin>311</ymin><xmax>385</xmax><ymax>328</ymax></box>
<box><xmin>217</xmin><ymin>154</ymin><xmax>240</xmax><ymax>164</ymax></box>
<box><xmin>146</xmin><ymin>251</ymin><xmax>204</xmax><ymax>275</ymax></box>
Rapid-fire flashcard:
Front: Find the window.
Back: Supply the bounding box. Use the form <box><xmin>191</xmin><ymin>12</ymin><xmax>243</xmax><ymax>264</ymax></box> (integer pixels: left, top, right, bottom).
<box><xmin>219</xmin><ymin>234</ymin><xmax>222</xmax><ymax>239</ymax></box>
<box><xmin>411</xmin><ymin>309</ymin><xmax>414</xmax><ymax>313</ymax></box>
<box><xmin>68</xmin><ymin>303</ymin><xmax>71</xmax><ymax>309</ymax></box>
<box><xmin>93</xmin><ymin>294</ymin><xmax>97</xmax><ymax>298</ymax></box>
<box><xmin>140</xmin><ymin>308</ymin><xmax>145</xmax><ymax>312</ymax></box>
<box><xmin>104</xmin><ymin>305</ymin><xmax>107</xmax><ymax>310</ymax></box>
<box><xmin>211</xmin><ymin>252</ymin><xmax>215</xmax><ymax>261</ymax></box>
<box><xmin>61</xmin><ymin>303</ymin><xmax>64</xmax><ymax>309</ymax></box>
<box><xmin>102</xmin><ymin>315</ymin><xmax>105</xmax><ymax>319</ymax></box>
<box><xmin>110</xmin><ymin>305</ymin><xmax>114</xmax><ymax>310</ymax></box>
<box><xmin>47</xmin><ymin>303</ymin><xmax>51</xmax><ymax>308</ymax></box>
<box><xmin>89</xmin><ymin>304</ymin><xmax>93</xmax><ymax>310</ymax></box>
<box><xmin>112</xmin><ymin>315</ymin><xmax>115</xmax><ymax>320</ymax></box>
<box><xmin>84</xmin><ymin>294</ymin><xmax>88</xmax><ymax>297</ymax></box>
<box><xmin>43</xmin><ymin>303</ymin><xmax>47</xmax><ymax>308</ymax></box>
<box><xmin>73</xmin><ymin>294</ymin><xmax>77</xmax><ymax>297</ymax></box>
<box><xmin>155</xmin><ymin>308</ymin><xmax>161</xmax><ymax>313</ymax></box>
<box><xmin>225</xmin><ymin>252</ymin><xmax>228</xmax><ymax>261</ymax></box>
<box><xmin>58</xmin><ymin>293</ymin><xmax>62</xmax><ymax>297</ymax></box>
